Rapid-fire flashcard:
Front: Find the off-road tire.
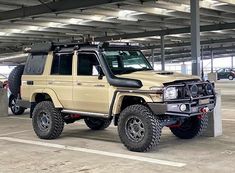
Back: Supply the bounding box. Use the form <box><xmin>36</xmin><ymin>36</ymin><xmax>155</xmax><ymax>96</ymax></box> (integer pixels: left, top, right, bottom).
<box><xmin>8</xmin><ymin>65</ymin><xmax>25</xmax><ymax>97</ymax></box>
<box><xmin>32</xmin><ymin>101</ymin><xmax>64</xmax><ymax>139</ymax></box>
<box><xmin>84</xmin><ymin>117</ymin><xmax>111</xmax><ymax>130</ymax></box>
<box><xmin>9</xmin><ymin>95</ymin><xmax>25</xmax><ymax>115</ymax></box>
<box><xmin>118</xmin><ymin>104</ymin><xmax>162</xmax><ymax>152</ymax></box>
<box><xmin>170</xmin><ymin>115</ymin><xmax>208</xmax><ymax>139</ymax></box>
<box><xmin>228</xmin><ymin>75</ymin><xmax>234</xmax><ymax>80</ymax></box>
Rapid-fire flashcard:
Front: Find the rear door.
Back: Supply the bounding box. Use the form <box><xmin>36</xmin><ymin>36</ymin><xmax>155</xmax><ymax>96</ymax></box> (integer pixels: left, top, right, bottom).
<box><xmin>21</xmin><ymin>53</ymin><xmax>48</xmax><ymax>101</ymax></box>
<box><xmin>47</xmin><ymin>53</ymin><xmax>73</xmax><ymax>109</ymax></box>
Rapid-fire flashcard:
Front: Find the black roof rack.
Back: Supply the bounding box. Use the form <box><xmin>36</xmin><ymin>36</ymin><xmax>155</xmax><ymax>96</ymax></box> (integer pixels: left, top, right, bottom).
<box><xmin>24</xmin><ymin>42</ymin><xmax>93</xmax><ymax>53</ymax></box>
<box><xmin>23</xmin><ymin>41</ymin><xmax>140</xmax><ymax>53</ymax></box>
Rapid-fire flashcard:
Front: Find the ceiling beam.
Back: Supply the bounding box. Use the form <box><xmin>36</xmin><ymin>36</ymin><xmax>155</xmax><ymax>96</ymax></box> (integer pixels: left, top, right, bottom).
<box><xmin>145</xmin><ymin>45</ymin><xmax>235</xmax><ymax>57</ymax></box>
<box><xmin>95</xmin><ymin>22</ymin><xmax>235</xmax><ymax>41</ymax></box>
<box><xmin>154</xmin><ymin>50</ymin><xmax>235</xmax><ymax>61</ymax></box>
<box><xmin>0</xmin><ymin>0</ymin><xmax>125</xmax><ymax>21</ymax></box>
<box><xmin>141</xmin><ymin>37</ymin><xmax>235</xmax><ymax>50</ymax></box>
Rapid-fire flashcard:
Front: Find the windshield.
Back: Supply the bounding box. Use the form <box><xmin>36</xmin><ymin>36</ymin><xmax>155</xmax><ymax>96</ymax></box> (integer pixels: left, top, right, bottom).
<box><xmin>102</xmin><ymin>50</ymin><xmax>152</xmax><ymax>75</ymax></box>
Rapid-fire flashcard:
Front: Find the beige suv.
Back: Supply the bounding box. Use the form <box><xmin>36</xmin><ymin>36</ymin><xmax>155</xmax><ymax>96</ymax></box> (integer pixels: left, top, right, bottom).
<box><xmin>12</xmin><ymin>42</ymin><xmax>216</xmax><ymax>152</ymax></box>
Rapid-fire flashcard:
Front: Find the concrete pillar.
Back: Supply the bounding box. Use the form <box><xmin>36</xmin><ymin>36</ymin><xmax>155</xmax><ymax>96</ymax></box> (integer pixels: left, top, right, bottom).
<box><xmin>151</xmin><ymin>49</ymin><xmax>154</xmax><ymax>69</ymax></box>
<box><xmin>201</xmin><ymin>46</ymin><xmax>204</xmax><ymax>80</ymax></box>
<box><xmin>232</xmin><ymin>56</ymin><xmax>234</xmax><ymax>69</ymax></box>
<box><xmin>181</xmin><ymin>63</ymin><xmax>187</xmax><ymax>74</ymax></box>
<box><xmin>0</xmin><ymin>88</ymin><xmax>8</xmax><ymax>117</ymax></box>
<box><xmin>203</xmin><ymin>89</ymin><xmax>222</xmax><ymax>137</ymax></box>
<box><xmin>161</xmin><ymin>35</ymin><xmax>165</xmax><ymax>71</ymax></box>
<box><xmin>190</xmin><ymin>0</ymin><xmax>201</xmax><ymax>76</ymax></box>
<box><xmin>211</xmin><ymin>50</ymin><xmax>214</xmax><ymax>73</ymax></box>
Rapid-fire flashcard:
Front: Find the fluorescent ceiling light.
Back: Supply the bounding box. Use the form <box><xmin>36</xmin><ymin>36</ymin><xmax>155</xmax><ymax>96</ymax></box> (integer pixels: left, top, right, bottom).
<box><xmin>165</xmin><ymin>47</ymin><xmax>172</xmax><ymax>50</ymax></box>
<box><xmin>168</xmin><ymin>34</ymin><xmax>185</xmax><ymax>38</ymax></box>
<box><xmin>69</xmin><ymin>18</ymin><xmax>84</xmax><ymax>24</ymax></box>
<box><xmin>48</xmin><ymin>22</ymin><xmax>67</xmax><ymax>27</ymax></box>
<box><xmin>180</xmin><ymin>4</ymin><xmax>190</xmax><ymax>13</ymax></box>
<box><xmin>130</xmin><ymin>38</ymin><xmax>147</xmax><ymax>41</ymax></box>
<box><xmin>118</xmin><ymin>10</ymin><xmax>145</xmax><ymax>21</ymax></box>
<box><xmin>149</xmin><ymin>36</ymin><xmax>161</xmax><ymax>39</ymax></box>
<box><xmin>119</xmin><ymin>10</ymin><xmax>145</xmax><ymax>16</ymax></box>
<box><xmin>211</xmin><ymin>30</ymin><xmax>224</xmax><ymax>33</ymax></box>
<box><xmin>105</xmin><ymin>16</ymin><xmax>117</xmax><ymax>20</ymax></box>
<box><xmin>90</xmin><ymin>15</ymin><xmax>107</xmax><ymax>21</ymax></box>
<box><xmin>0</xmin><ymin>32</ymin><xmax>6</xmax><ymax>36</ymax></box>
<box><xmin>115</xmin><ymin>39</ymin><xmax>133</xmax><ymax>42</ymax></box>
<box><xmin>201</xmin><ymin>0</ymin><xmax>228</xmax><ymax>7</ymax></box>
<box><xmin>27</xmin><ymin>26</ymin><xmax>41</xmax><ymax>30</ymax></box>
<box><xmin>10</xmin><ymin>29</ymin><xmax>22</xmax><ymax>33</ymax></box>
<box><xmin>153</xmin><ymin>8</ymin><xmax>174</xmax><ymax>15</ymax></box>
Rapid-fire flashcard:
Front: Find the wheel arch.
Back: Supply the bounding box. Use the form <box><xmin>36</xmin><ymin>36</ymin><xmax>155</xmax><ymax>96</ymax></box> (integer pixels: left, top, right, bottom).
<box><xmin>31</xmin><ymin>89</ymin><xmax>63</xmax><ymax>108</ymax></box>
<box><xmin>112</xmin><ymin>93</ymin><xmax>152</xmax><ymax>116</ymax></box>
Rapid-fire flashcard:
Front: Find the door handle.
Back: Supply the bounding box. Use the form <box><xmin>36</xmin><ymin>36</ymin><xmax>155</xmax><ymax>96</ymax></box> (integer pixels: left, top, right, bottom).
<box><xmin>94</xmin><ymin>84</ymin><xmax>105</xmax><ymax>87</ymax></box>
<box><xmin>48</xmin><ymin>81</ymin><xmax>53</xmax><ymax>84</ymax></box>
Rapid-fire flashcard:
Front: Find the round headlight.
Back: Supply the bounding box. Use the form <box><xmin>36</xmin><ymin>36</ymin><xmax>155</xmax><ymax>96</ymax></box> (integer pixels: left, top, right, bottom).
<box><xmin>205</xmin><ymin>83</ymin><xmax>213</xmax><ymax>95</ymax></box>
<box><xmin>179</xmin><ymin>104</ymin><xmax>187</xmax><ymax>112</ymax></box>
<box><xmin>190</xmin><ymin>84</ymin><xmax>198</xmax><ymax>97</ymax></box>
<box><xmin>165</xmin><ymin>87</ymin><xmax>178</xmax><ymax>100</ymax></box>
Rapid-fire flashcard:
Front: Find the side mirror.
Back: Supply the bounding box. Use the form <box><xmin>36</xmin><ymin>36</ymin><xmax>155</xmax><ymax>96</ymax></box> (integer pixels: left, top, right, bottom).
<box><xmin>97</xmin><ymin>65</ymin><xmax>104</xmax><ymax>80</ymax></box>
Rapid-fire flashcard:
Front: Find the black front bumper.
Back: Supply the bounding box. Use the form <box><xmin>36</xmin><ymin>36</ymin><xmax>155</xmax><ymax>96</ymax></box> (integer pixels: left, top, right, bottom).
<box><xmin>148</xmin><ymin>101</ymin><xmax>215</xmax><ymax>117</ymax></box>
<box><xmin>148</xmin><ymin>80</ymin><xmax>216</xmax><ymax>117</ymax></box>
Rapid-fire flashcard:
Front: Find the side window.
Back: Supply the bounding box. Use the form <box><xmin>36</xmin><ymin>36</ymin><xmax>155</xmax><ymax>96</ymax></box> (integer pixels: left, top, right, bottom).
<box><xmin>24</xmin><ymin>54</ymin><xmax>47</xmax><ymax>75</ymax></box>
<box><xmin>77</xmin><ymin>53</ymin><xmax>99</xmax><ymax>76</ymax></box>
<box><xmin>51</xmin><ymin>53</ymin><xmax>73</xmax><ymax>75</ymax></box>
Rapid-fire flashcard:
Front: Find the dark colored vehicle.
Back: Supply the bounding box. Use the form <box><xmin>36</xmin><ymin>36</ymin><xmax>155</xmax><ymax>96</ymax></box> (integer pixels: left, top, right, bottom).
<box><xmin>217</xmin><ymin>68</ymin><xmax>235</xmax><ymax>80</ymax></box>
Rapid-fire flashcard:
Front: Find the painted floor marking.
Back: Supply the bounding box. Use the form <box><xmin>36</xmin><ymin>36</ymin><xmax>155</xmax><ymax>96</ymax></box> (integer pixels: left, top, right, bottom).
<box><xmin>221</xmin><ymin>108</ymin><xmax>235</xmax><ymax>111</ymax></box>
<box><xmin>0</xmin><ymin>137</ymin><xmax>186</xmax><ymax>167</ymax></box>
<box><xmin>222</xmin><ymin>119</ymin><xmax>235</xmax><ymax>122</ymax></box>
<box><xmin>7</xmin><ymin>116</ymin><xmax>30</xmax><ymax>120</ymax></box>
<box><xmin>0</xmin><ymin>130</ymin><xmax>32</xmax><ymax>137</ymax></box>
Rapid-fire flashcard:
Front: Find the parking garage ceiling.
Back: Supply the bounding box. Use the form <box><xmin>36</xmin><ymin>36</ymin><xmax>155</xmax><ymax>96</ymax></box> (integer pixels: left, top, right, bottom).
<box><xmin>1</xmin><ymin>0</ymin><xmax>235</xmax><ymax>64</ymax></box>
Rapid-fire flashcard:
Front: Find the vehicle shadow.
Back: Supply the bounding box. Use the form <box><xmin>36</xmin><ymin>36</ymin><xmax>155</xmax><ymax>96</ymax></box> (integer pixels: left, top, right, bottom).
<box><xmin>61</xmin><ymin>127</ymin><xmax>204</xmax><ymax>151</ymax></box>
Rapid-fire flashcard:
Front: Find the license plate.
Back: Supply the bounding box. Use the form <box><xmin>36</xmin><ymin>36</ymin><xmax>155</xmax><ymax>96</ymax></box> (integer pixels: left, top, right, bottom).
<box><xmin>199</xmin><ymin>99</ymin><xmax>210</xmax><ymax>105</ymax></box>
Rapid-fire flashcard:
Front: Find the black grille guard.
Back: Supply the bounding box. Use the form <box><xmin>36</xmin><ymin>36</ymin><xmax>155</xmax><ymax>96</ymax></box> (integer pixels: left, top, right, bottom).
<box><xmin>163</xmin><ymin>81</ymin><xmax>216</xmax><ymax>105</ymax></box>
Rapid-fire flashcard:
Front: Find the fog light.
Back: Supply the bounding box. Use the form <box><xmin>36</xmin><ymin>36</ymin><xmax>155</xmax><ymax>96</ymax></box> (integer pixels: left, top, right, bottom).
<box><xmin>179</xmin><ymin>104</ymin><xmax>187</xmax><ymax>112</ymax></box>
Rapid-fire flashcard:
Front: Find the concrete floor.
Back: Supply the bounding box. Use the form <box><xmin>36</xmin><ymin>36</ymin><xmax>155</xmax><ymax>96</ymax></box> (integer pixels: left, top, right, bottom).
<box><xmin>0</xmin><ymin>80</ymin><xmax>235</xmax><ymax>173</ymax></box>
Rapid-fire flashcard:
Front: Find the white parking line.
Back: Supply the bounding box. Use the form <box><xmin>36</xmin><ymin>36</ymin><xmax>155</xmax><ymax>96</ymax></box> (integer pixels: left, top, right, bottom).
<box><xmin>222</xmin><ymin>119</ymin><xmax>235</xmax><ymax>122</ymax></box>
<box><xmin>7</xmin><ymin>116</ymin><xmax>30</xmax><ymax>120</ymax></box>
<box><xmin>0</xmin><ymin>130</ymin><xmax>32</xmax><ymax>137</ymax></box>
<box><xmin>221</xmin><ymin>108</ymin><xmax>235</xmax><ymax>111</ymax></box>
<box><xmin>0</xmin><ymin>137</ymin><xmax>186</xmax><ymax>167</ymax></box>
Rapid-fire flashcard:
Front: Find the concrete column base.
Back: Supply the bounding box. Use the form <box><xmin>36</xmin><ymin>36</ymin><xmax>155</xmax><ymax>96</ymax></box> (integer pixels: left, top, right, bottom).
<box><xmin>203</xmin><ymin>89</ymin><xmax>222</xmax><ymax>137</ymax></box>
<box><xmin>208</xmin><ymin>73</ymin><xmax>217</xmax><ymax>82</ymax></box>
<box><xmin>0</xmin><ymin>89</ymin><xmax>8</xmax><ymax>117</ymax></box>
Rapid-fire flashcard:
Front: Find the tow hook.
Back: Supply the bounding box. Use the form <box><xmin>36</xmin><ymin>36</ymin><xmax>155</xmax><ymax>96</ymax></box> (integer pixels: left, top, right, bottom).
<box><xmin>198</xmin><ymin>107</ymin><xmax>209</xmax><ymax>119</ymax></box>
<box><xmin>200</xmin><ymin>107</ymin><xmax>209</xmax><ymax>113</ymax></box>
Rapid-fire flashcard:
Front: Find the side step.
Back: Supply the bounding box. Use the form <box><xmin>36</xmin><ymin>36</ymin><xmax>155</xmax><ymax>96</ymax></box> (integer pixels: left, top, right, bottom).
<box><xmin>61</xmin><ymin>109</ymin><xmax>109</xmax><ymax>118</ymax></box>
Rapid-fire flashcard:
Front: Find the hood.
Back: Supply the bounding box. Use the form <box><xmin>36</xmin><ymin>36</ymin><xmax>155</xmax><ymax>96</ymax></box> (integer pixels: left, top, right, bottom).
<box><xmin>117</xmin><ymin>70</ymin><xmax>199</xmax><ymax>90</ymax></box>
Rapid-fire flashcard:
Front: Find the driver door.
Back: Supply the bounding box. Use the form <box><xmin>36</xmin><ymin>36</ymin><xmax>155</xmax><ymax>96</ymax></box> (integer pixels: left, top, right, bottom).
<box><xmin>73</xmin><ymin>52</ymin><xmax>109</xmax><ymax>114</ymax></box>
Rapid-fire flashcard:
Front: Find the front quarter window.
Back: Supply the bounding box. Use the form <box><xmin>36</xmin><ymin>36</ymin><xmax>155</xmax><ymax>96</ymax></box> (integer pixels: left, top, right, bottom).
<box><xmin>102</xmin><ymin>50</ymin><xmax>152</xmax><ymax>75</ymax></box>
